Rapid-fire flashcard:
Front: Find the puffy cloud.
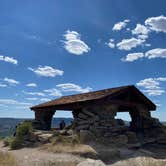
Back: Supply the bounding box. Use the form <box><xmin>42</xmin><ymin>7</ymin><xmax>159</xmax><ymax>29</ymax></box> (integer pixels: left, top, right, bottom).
<box><xmin>132</xmin><ymin>24</ymin><xmax>149</xmax><ymax>35</ymax></box>
<box><xmin>63</xmin><ymin>30</ymin><xmax>90</xmax><ymax>55</ymax></box>
<box><xmin>137</xmin><ymin>78</ymin><xmax>160</xmax><ymax>89</ymax></box>
<box><xmin>137</xmin><ymin>77</ymin><xmax>166</xmax><ymax>96</ymax></box>
<box><xmin>112</xmin><ymin>19</ymin><xmax>130</xmax><ymax>31</ymax></box>
<box><xmin>107</xmin><ymin>39</ymin><xmax>115</xmax><ymax>48</ymax></box>
<box><xmin>4</xmin><ymin>77</ymin><xmax>19</xmax><ymax>86</ymax></box>
<box><xmin>145</xmin><ymin>48</ymin><xmax>166</xmax><ymax>59</ymax></box>
<box><xmin>44</xmin><ymin>88</ymin><xmax>62</xmax><ymax>97</ymax></box>
<box><xmin>121</xmin><ymin>48</ymin><xmax>166</xmax><ymax>62</ymax></box>
<box><xmin>0</xmin><ymin>55</ymin><xmax>18</xmax><ymax>65</ymax></box>
<box><xmin>117</xmin><ymin>38</ymin><xmax>145</xmax><ymax>51</ymax></box>
<box><xmin>145</xmin><ymin>15</ymin><xmax>166</xmax><ymax>33</ymax></box>
<box><xmin>56</xmin><ymin>83</ymin><xmax>92</xmax><ymax>93</ymax></box>
<box><xmin>26</xmin><ymin>83</ymin><xmax>37</xmax><ymax>87</ymax></box>
<box><xmin>28</xmin><ymin>66</ymin><xmax>64</xmax><ymax>77</ymax></box>
<box><xmin>121</xmin><ymin>52</ymin><xmax>144</xmax><ymax>62</ymax></box>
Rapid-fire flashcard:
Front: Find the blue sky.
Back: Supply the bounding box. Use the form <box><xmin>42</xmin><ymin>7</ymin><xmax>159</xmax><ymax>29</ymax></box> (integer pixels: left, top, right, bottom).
<box><xmin>0</xmin><ymin>0</ymin><xmax>166</xmax><ymax>121</ymax></box>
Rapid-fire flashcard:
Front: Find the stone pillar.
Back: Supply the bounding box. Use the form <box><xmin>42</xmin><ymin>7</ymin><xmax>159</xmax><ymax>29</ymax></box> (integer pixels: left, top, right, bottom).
<box><xmin>34</xmin><ymin>109</ymin><xmax>55</xmax><ymax>130</ymax></box>
<box><xmin>129</xmin><ymin>105</ymin><xmax>151</xmax><ymax>132</ymax></box>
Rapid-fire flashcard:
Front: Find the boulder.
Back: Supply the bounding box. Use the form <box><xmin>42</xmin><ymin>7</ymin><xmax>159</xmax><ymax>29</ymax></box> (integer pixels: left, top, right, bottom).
<box><xmin>77</xmin><ymin>159</ymin><xmax>106</xmax><ymax>166</ymax></box>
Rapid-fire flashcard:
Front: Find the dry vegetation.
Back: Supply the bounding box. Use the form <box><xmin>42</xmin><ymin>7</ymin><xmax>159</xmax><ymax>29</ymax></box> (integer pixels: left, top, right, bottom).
<box><xmin>40</xmin><ymin>135</ymin><xmax>97</xmax><ymax>159</ymax></box>
<box><xmin>0</xmin><ymin>151</ymin><xmax>17</xmax><ymax>166</ymax></box>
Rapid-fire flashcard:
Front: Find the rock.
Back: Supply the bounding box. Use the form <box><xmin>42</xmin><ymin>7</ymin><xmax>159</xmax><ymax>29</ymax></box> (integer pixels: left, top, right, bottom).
<box><xmin>78</xmin><ymin>113</ymin><xmax>89</xmax><ymax>119</ymax></box>
<box><xmin>127</xmin><ymin>142</ymin><xmax>141</xmax><ymax>149</ymax></box>
<box><xmin>79</xmin><ymin>130</ymin><xmax>95</xmax><ymax>143</ymax></box>
<box><xmin>110</xmin><ymin>135</ymin><xmax>128</xmax><ymax>146</ymax></box>
<box><xmin>157</xmin><ymin>134</ymin><xmax>166</xmax><ymax>144</ymax></box>
<box><xmin>82</xmin><ymin>109</ymin><xmax>97</xmax><ymax>117</ymax></box>
<box><xmin>38</xmin><ymin>133</ymin><xmax>53</xmax><ymax>143</ymax></box>
<box><xmin>98</xmin><ymin>149</ymin><xmax>120</xmax><ymax>162</ymax></box>
<box><xmin>77</xmin><ymin>159</ymin><xmax>106</xmax><ymax>166</ymax></box>
<box><xmin>76</xmin><ymin>124</ymin><xmax>90</xmax><ymax>130</ymax></box>
<box><xmin>126</xmin><ymin>131</ymin><xmax>138</xmax><ymax>144</ymax></box>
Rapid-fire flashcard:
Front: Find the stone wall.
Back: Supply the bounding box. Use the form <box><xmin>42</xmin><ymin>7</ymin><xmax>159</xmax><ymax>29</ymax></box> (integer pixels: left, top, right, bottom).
<box><xmin>33</xmin><ymin>110</ymin><xmax>55</xmax><ymax>130</ymax></box>
<box><xmin>72</xmin><ymin>104</ymin><xmax>127</xmax><ymax>137</ymax></box>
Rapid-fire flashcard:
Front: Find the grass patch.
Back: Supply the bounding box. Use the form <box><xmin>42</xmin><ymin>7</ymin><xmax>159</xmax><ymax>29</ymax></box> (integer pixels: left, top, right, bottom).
<box><xmin>0</xmin><ymin>151</ymin><xmax>17</xmax><ymax>166</ymax></box>
<box><xmin>41</xmin><ymin>134</ymin><xmax>97</xmax><ymax>158</ymax></box>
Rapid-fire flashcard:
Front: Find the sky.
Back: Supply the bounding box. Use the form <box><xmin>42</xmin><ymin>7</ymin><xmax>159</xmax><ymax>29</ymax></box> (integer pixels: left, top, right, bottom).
<box><xmin>0</xmin><ymin>0</ymin><xmax>166</xmax><ymax>121</ymax></box>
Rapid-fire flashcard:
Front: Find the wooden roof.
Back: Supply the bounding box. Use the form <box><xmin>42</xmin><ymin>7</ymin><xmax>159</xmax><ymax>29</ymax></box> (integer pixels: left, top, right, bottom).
<box><xmin>31</xmin><ymin>85</ymin><xmax>156</xmax><ymax>111</ymax></box>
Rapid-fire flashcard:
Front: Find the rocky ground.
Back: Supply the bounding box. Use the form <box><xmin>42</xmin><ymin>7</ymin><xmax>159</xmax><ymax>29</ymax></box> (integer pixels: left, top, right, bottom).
<box><xmin>0</xmin><ymin>140</ymin><xmax>166</xmax><ymax>166</ymax></box>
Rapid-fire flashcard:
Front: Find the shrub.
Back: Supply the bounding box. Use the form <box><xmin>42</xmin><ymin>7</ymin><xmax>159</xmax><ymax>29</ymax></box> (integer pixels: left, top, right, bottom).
<box><xmin>10</xmin><ymin>121</ymin><xmax>33</xmax><ymax>150</ymax></box>
<box><xmin>3</xmin><ymin>137</ymin><xmax>13</xmax><ymax>147</ymax></box>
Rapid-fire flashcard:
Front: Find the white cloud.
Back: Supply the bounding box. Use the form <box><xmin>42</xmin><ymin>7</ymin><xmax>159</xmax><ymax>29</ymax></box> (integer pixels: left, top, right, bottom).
<box><xmin>0</xmin><ymin>55</ymin><xmax>18</xmax><ymax>65</ymax></box>
<box><xmin>142</xmin><ymin>89</ymin><xmax>165</xmax><ymax>96</ymax></box>
<box><xmin>4</xmin><ymin>77</ymin><xmax>19</xmax><ymax>86</ymax></box>
<box><xmin>26</xmin><ymin>83</ymin><xmax>37</xmax><ymax>87</ymax></box>
<box><xmin>145</xmin><ymin>15</ymin><xmax>166</xmax><ymax>33</ymax></box>
<box><xmin>112</xmin><ymin>19</ymin><xmax>130</xmax><ymax>31</ymax></box>
<box><xmin>107</xmin><ymin>39</ymin><xmax>115</xmax><ymax>48</ymax></box>
<box><xmin>116</xmin><ymin>38</ymin><xmax>145</xmax><ymax>51</ymax></box>
<box><xmin>56</xmin><ymin>83</ymin><xmax>92</xmax><ymax>93</ymax></box>
<box><xmin>137</xmin><ymin>77</ymin><xmax>166</xmax><ymax>96</ymax></box>
<box><xmin>121</xmin><ymin>52</ymin><xmax>144</xmax><ymax>62</ymax></box>
<box><xmin>23</xmin><ymin>91</ymin><xmax>45</xmax><ymax>97</ymax></box>
<box><xmin>40</xmin><ymin>98</ymin><xmax>51</xmax><ymax>102</ymax></box>
<box><xmin>155</xmin><ymin>77</ymin><xmax>166</xmax><ymax>81</ymax></box>
<box><xmin>26</xmin><ymin>98</ymin><xmax>38</xmax><ymax>101</ymax></box>
<box><xmin>44</xmin><ymin>88</ymin><xmax>62</xmax><ymax>97</ymax></box>
<box><xmin>0</xmin><ymin>99</ymin><xmax>31</xmax><ymax>106</ymax></box>
<box><xmin>63</xmin><ymin>30</ymin><xmax>90</xmax><ymax>55</ymax></box>
<box><xmin>0</xmin><ymin>83</ymin><xmax>7</xmax><ymax>87</ymax></box>
<box><xmin>137</xmin><ymin>78</ymin><xmax>160</xmax><ymax>89</ymax></box>
<box><xmin>121</xmin><ymin>48</ymin><xmax>166</xmax><ymax>62</ymax></box>
<box><xmin>132</xmin><ymin>24</ymin><xmax>149</xmax><ymax>35</ymax></box>
<box><xmin>28</xmin><ymin>66</ymin><xmax>64</xmax><ymax>77</ymax></box>
<box><xmin>145</xmin><ymin>48</ymin><xmax>166</xmax><ymax>59</ymax></box>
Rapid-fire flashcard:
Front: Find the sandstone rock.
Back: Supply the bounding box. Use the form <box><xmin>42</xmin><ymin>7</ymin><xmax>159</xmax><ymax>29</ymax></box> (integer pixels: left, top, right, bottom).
<box><xmin>77</xmin><ymin>159</ymin><xmax>106</xmax><ymax>166</ymax></box>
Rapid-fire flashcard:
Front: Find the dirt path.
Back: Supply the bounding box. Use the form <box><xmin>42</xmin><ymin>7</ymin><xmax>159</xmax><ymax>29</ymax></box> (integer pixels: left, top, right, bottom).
<box><xmin>0</xmin><ymin>142</ymin><xmax>83</xmax><ymax>166</ymax></box>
